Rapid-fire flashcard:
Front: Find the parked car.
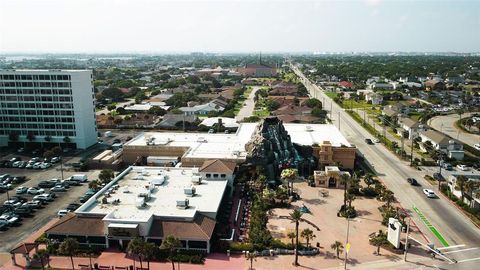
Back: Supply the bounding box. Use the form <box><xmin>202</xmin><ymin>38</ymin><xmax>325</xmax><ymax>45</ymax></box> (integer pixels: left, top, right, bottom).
<box><xmin>442</xmin><ymin>163</ymin><xmax>453</xmax><ymax>170</ymax></box>
<box><xmin>14</xmin><ymin>206</ymin><xmax>32</xmax><ymax>217</ymax></box>
<box><xmin>33</xmin><ymin>193</ymin><xmax>54</xmax><ymax>202</ymax></box>
<box><xmin>40</xmin><ymin>162</ymin><xmax>51</xmax><ymax>169</ymax></box>
<box><xmin>11</xmin><ymin>196</ymin><xmax>28</xmax><ymax>203</ymax></box>
<box><xmin>423</xmin><ymin>189</ymin><xmax>436</xmax><ymax>198</ymax></box>
<box><xmin>50</xmin><ymin>185</ymin><xmax>66</xmax><ymax>192</ymax></box>
<box><xmin>69</xmin><ymin>174</ymin><xmax>88</xmax><ymax>183</ymax></box>
<box><xmin>38</xmin><ymin>180</ymin><xmax>57</xmax><ymax>188</ymax></box>
<box><xmin>24</xmin><ymin>200</ymin><xmax>42</xmax><ymax>209</ymax></box>
<box><xmin>66</xmin><ymin>203</ymin><xmax>80</xmax><ymax>211</ymax></box>
<box><xmin>12</xmin><ymin>176</ymin><xmax>26</xmax><ymax>184</ymax></box>
<box><xmin>25</xmin><ymin>161</ymin><xmax>35</xmax><ymax>169</ymax></box>
<box><xmin>32</xmin><ymin>162</ymin><xmax>43</xmax><ymax>169</ymax></box>
<box><xmin>15</xmin><ymin>186</ymin><xmax>28</xmax><ymax>194</ymax></box>
<box><xmin>57</xmin><ymin>209</ymin><xmax>70</xmax><ymax>217</ymax></box>
<box><xmin>365</xmin><ymin>138</ymin><xmax>374</xmax><ymax>145</ymax></box>
<box><xmin>9</xmin><ymin>157</ymin><xmax>21</xmax><ymax>163</ymax></box>
<box><xmin>474</xmin><ymin>144</ymin><xmax>480</xmax><ymax>150</ymax></box>
<box><xmin>3</xmin><ymin>200</ymin><xmax>21</xmax><ymax>208</ymax></box>
<box><xmin>433</xmin><ymin>172</ymin><xmax>445</xmax><ymax>181</ymax></box>
<box><xmin>0</xmin><ymin>213</ymin><xmax>20</xmax><ymax>225</ymax></box>
<box><xmin>12</xmin><ymin>161</ymin><xmax>22</xmax><ymax>168</ymax></box>
<box><xmin>27</xmin><ymin>187</ymin><xmax>45</xmax><ymax>195</ymax></box>
<box><xmin>51</xmin><ymin>157</ymin><xmax>61</xmax><ymax>163</ymax></box>
<box><xmin>456</xmin><ymin>164</ymin><xmax>470</xmax><ymax>171</ymax></box>
<box><xmin>407</xmin><ymin>178</ymin><xmax>418</xmax><ymax>186</ymax></box>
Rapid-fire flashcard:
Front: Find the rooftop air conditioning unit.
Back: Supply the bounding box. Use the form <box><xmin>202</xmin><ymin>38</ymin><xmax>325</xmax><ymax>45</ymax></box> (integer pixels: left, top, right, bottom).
<box><xmin>305</xmin><ymin>126</ymin><xmax>313</xmax><ymax>132</ymax></box>
<box><xmin>176</xmin><ymin>199</ymin><xmax>189</xmax><ymax>209</ymax></box>
<box><xmin>192</xmin><ymin>168</ymin><xmax>199</xmax><ymax>175</ymax></box>
<box><xmin>197</xmin><ymin>137</ymin><xmax>207</xmax><ymax>143</ymax></box>
<box><xmin>184</xmin><ymin>186</ymin><xmax>196</xmax><ymax>197</ymax></box>
<box><xmin>191</xmin><ymin>175</ymin><xmax>202</xmax><ymax>185</ymax></box>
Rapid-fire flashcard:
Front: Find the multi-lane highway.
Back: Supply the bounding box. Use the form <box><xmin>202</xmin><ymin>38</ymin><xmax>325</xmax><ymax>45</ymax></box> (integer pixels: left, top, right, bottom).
<box><xmin>290</xmin><ymin>63</ymin><xmax>480</xmax><ymax>268</ymax></box>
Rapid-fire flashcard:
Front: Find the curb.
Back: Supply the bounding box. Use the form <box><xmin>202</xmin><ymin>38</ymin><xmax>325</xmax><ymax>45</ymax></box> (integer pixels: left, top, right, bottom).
<box><xmin>437</xmin><ymin>189</ymin><xmax>480</xmax><ymax>230</ymax></box>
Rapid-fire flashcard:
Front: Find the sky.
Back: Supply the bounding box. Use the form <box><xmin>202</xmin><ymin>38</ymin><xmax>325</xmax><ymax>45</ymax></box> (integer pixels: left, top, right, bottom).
<box><xmin>1</xmin><ymin>0</ymin><xmax>480</xmax><ymax>53</ymax></box>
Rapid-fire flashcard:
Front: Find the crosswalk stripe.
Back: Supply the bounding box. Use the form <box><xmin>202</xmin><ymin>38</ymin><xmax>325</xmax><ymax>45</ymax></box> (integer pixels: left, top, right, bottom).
<box><xmin>438</xmin><ymin>244</ymin><xmax>465</xmax><ymax>250</ymax></box>
<box><xmin>443</xmin><ymin>247</ymin><xmax>479</xmax><ymax>254</ymax></box>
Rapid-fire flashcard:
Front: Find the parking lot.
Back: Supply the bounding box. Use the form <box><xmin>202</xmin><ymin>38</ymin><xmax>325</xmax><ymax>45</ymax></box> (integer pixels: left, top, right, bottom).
<box><xmin>0</xmin><ymin>154</ymin><xmax>100</xmax><ymax>252</ymax></box>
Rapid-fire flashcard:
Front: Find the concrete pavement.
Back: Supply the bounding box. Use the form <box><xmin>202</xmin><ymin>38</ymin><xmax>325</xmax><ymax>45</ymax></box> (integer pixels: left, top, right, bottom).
<box><xmin>235</xmin><ymin>86</ymin><xmax>260</xmax><ymax>121</ymax></box>
<box><xmin>291</xmin><ymin>63</ymin><xmax>480</xmax><ymax>268</ymax></box>
<box><xmin>428</xmin><ymin>112</ymin><xmax>479</xmax><ymax>147</ymax></box>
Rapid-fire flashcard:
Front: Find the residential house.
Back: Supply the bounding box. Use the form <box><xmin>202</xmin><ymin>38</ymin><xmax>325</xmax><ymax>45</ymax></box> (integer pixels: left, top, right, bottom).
<box><xmin>339</xmin><ymin>81</ymin><xmax>353</xmax><ymax>90</ymax></box>
<box><xmin>180</xmin><ymin>102</ymin><xmax>224</xmax><ymax>116</ymax></box>
<box><xmin>397</xmin><ymin>117</ymin><xmax>425</xmax><ymax>139</ymax></box>
<box><xmin>424</xmin><ymin>80</ymin><xmax>446</xmax><ymax>91</ymax></box>
<box><xmin>365</xmin><ymin>92</ymin><xmax>383</xmax><ymax>105</ymax></box>
<box><xmin>269</xmin><ymin>82</ymin><xmax>299</xmax><ymax>96</ymax></box>
<box><xmin>158</xmin><ymin>113</ymin><xmax>198</xmax><ymax>129</ymax></box>
<box><xmin>418</xmin><ymin>129</ymin><xmax>464</xmax><ymax>160</ymax></box>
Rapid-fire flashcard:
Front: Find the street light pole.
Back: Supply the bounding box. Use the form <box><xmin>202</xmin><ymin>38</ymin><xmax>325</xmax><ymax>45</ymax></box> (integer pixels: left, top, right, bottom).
<box><xmin>404</xmin><ymin>218</ymin><xmax>411</xmax><ymax>261</ymax></box>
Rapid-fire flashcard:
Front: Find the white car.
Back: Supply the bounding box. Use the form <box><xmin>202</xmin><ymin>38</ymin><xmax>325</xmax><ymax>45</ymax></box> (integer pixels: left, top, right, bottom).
<box><xmin>456</xmin><ymin>164</ymin><xmax>470</xmax><ymax>171</ymax></box>
<box><xmin>57</xmin><ymin>209</ymin><xmax>70</xmax><ymax>217</ymax></box>
<box><xmin>40</xmin><ymin>162</ymin><xmax>51</xmax><ymax>169</ymax></box>
<box><xmin>32</xmin><ymin>162</ymin><xmax>43</xmax><ymax>169</ymax></box>
<box><xmin>474</xmin><ymin>144</ymin><xmax>480</xmax><ymax>150</ymax></box>
<box><xmin>15</xmin><ymin>186</ymin><xmax>28</xmax><ymax>194</ymax></box>
<box><xmin>423</xmin><ymin>189</ymin><xmax>436</xmax><ymax>198</ymax></box>
<box><xmin>27</xmin><ymin>187</ymin><xmax>45</xmax><ymax>195</ymax></box>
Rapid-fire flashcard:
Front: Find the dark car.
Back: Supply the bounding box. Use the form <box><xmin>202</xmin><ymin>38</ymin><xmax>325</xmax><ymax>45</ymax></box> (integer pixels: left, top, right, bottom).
<box><xmin>365</xmin><ymin>138</ymin><xmax>374</xmax><ymax>145</ymax></box>
<box><xmin>14</xmin><ymin>206</ymin><xmax>32</xmax><ymax>217</ymax></box>
<box><xmin>66</xmin><ymin>203</ymin><xmax>80</xmax><ymax>211</ymax></box>
<box><xmin>11</xmin><ymin>196</ymin><xmax>28</xmax><ymax>203</ymax></box>
<box><xmin>407</xmin><ymin>178</ymin><xmax>418</xmax><ymax>186</ymax></box>
<box><xmin>38</xmin><ymin>180</ymin><xmax>57</xmax><ymax>188</ymax></box>
<box><xmin>433</xmin><ymin>172</ymin><xmax>445</xmax><ymax>181</ymax></box>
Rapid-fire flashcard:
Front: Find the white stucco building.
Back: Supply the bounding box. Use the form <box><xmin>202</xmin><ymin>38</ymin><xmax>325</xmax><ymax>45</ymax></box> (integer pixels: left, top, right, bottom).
<box><xmin>0</xmin><ymin>70</ymin><xmax>97</xmax><ymax>149</ymax></box>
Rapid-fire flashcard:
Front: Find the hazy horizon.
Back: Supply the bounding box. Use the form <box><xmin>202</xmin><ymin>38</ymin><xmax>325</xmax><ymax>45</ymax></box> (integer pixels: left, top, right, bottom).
<box><xmin>1</xmin><ymin>0</ymin><xmax>480</xmax><ymax>54</ymax></box>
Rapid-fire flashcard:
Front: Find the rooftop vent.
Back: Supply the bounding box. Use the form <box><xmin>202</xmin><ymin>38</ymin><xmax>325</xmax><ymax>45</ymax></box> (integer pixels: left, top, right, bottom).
<box><xmin>176</xmin><ymin>198</ymin><xmax>189</xmax><ymax>209</ymax></box>
<box><xmin>191</xmin><ymin>175</ymin><xmax>202</xmax><ymax>185</ymax></box>
<box><xmin>197</xmin><ymin>137</ymin><xmax>207</xmax><ymax>143</ymax></box>
<box><xmin>184</xmin><ymin>186</ymin><xmax>196</xmax><ymax>197</ymax></box>
<box><xmin>305</xmin><ymin>126</ymin><xmax>313</xmax><ymax>132</ymax></box>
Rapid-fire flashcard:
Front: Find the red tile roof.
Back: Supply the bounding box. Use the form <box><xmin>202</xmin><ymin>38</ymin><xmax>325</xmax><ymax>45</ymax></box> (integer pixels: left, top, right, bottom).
<box><xmin>45</xmin><ymin>213</ymin><xmax>105</xmax><ymax>236</ymax></box>
<box><xmin>148</xmin><ymin>214</ymin><xmax>216</xmax><ymax>240</ymax></box>
<box><xmin>199</xmin><ymin>159</ymin><xmax>236</xmax><ymax>173</ymax></box>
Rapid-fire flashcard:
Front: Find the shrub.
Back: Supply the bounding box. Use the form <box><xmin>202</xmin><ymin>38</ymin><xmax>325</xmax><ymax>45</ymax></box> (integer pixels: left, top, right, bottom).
<box><xmin>229</xmin><ymin>242</ymin><xmax>253</xmax><ymax>252</ymax></box>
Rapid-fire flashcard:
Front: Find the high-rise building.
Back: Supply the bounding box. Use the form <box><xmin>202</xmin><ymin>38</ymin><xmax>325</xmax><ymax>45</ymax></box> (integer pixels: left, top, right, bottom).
<box><xmin>0</xmin><ymin>70</ymin><xmax>97</xmax><ymax>149</ymax></box>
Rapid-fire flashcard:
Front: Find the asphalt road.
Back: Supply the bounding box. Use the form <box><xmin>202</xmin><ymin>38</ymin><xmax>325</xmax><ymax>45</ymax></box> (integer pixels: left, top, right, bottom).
<box><xmin>428</xmin><ymin>112</ymin><xmax>479</xmax><ymax>147</ymax></box>
<box><xmin>291</xmin><ymin>64</ymin><xmax>480</xmax><ymax>269</ymax></box>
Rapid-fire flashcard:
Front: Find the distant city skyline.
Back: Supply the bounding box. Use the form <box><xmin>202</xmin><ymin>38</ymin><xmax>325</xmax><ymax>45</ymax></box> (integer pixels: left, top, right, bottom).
<box><xmin>1</xmin><ymin>0</ymin><xmax>480</xmax><ymax>53</ymax></box>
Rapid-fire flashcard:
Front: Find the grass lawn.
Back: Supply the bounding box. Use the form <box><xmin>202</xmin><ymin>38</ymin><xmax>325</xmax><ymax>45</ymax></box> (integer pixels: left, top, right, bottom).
<box><xmin>325</xmin><ymin>92</ymin><xmax>338</xmax><ymax>99</ymax></box>
<box><xmin>253</xmin><ymin>108</ymin><xmax>270</xmax><ymax>117</ymax></box>
<box><xmin>243</xmin><ymin>87</ymin><xmax>253</xmax><ymax>98</ymax></box>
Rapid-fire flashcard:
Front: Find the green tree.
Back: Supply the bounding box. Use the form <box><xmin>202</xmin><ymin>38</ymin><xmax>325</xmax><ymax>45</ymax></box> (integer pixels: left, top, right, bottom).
<box><xmin>455</xmin><ymin>175</ymin><xmax>468</xmax><ymax>202</ymax></box>
<box><xmin>127</xmin><ymin>237</ymin><xmax>146</xmax><ymax>269</ymax></box>
<box><xmin>88</xmin><ymin>180</ymin><xmax>100</xmax><ymax>191</ymax></box>
<box><xmin>281</xmin><ymin>168</ymin><xmax>298</xmax><ymax>196</ymax></box>
<box><xmin>304</xmin><ymin>98</ymin><xmax>322</xmax><ymax>109</ymax></box>
<box><xmin>246</xmin><ymin>251</ymin><xmax>256</xmax><ymax>270</ymax></box>
<box><xmin>380</xmin><ymin>190</ymin><xmax>395</xmax><ymax>209</ymax></box>
<box><xmin>290</xmin><ymin>209</ymin><xmax>303</xmax><ymax>266</ymax></box>
<box><xmin>287</xmin><ymin>232</ymin><xmax>296</xmax><ymax>248</ymax></box>
<box><xmin>160</xmin><ymin>235</ymin><xmax>182</xmax><ymax>270</ymax></box>
<box><xmin>144</xmin><ymin>242</ymin><xmax>157</xmax><ymax>270</ymax></box>
<box><xmin>58</xmin><ymin>238</ymin><xmax>79</xmax><ymax>270</ymax></box>
<box><xmin>330</xmin><ymin>241</ymin><xmax>344</xmax><ymax>258</ymax></box>
<box><xmin>465</xmin><ymin>180</ymin><xmax>479</xmax><ymax>200</ymax></box>
<box><xmin>33</xmin><ymin>249</ymin><xmax>49</xmax><ymax>270</ymax></box>
<box><xmin>370</xmin><ymin>230</ymin><xmax>388</xmax><ymax>255</ymax></box>
<box><xmin>98</xmin><ymin>169</ymin><xmax>115</xmax><ymax>184</ymax></box>
<box><xmin>340</xmin><ymin>173</ymin><xmax>351</xmax><ymax>211</ymax></box>
<box><xmin>301</xmin><ymin>228</ymin><xmax>316</xmax><ymax>248</ymax></box>
<box><xmin>364</xmin><ymin>173</ymin><xmax>377</xmax><ymax>189</ymax></box>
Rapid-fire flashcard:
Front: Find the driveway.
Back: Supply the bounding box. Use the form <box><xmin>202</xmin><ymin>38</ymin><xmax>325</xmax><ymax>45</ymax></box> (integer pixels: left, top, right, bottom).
<box><xmin>428</xmin><ymin>112</ymin><xmax>479</xmax><ymax>147</ymax></box>
<box><xmin>235</xmin><ymin>86</ymin><xmax>261</xmax><ymax>121</ymax></box>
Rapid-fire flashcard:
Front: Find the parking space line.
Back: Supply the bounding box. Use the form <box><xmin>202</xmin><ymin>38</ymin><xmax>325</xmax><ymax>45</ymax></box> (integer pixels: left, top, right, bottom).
<box><xmin>438</xmin><ymin>244</ymin><xmax>465</xmax><ymax>250</ymax></box>
<box><xmin>412</xmin><ymin>205</ymin><xmax>449</xmax><ymax>247</ymax></box>
<box><xmin>457</xmin><ymin>257</ymin><xmax>480</xmax><ymax>263</ymax></box>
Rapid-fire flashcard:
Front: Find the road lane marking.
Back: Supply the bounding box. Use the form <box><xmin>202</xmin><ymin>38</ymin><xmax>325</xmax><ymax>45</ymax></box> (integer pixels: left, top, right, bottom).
<box><xmin>438</xmin><ymin>244</ymin><xmax>465</xmax><ymax>250</ymax></box>
<box><xmin>457</xmin><ymin>257</ymin><xmax>480</xmax><ymax>263</ymax></box>
<box><xmin>412</xmin><ymin>205</ymin><xmax>449</xmax><ymax>247</ymax></box>
<box><xmin>443</xmin><ymin>247</ymin><xmax>479</xmax><ymax>254</ymax></box>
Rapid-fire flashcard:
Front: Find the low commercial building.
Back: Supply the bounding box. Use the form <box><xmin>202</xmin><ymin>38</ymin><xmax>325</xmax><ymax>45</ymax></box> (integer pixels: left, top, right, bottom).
<box><xmin>313</xmin><ymin>166</ymin><xmax>351</xmax><ymax>188</ymax></box>
<box><xmin>45</xmin><ymin>166</ymin><xmax>230</xmax><ymax>252</ymax></box>
<box><xmin>123</xmin><ymin>122</ymin><xmax>356</xmax><ymax>169</ymax></box>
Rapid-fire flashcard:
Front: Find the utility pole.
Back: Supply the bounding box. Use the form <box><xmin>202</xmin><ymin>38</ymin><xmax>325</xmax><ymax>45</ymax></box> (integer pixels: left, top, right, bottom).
<box><xmin>401</xmin><ymin>135</ymin><xmax>404</xmax><ymax>158</ymax></box>
<box><xmin>363</xmin><ymin>110</ymin><xmax>366</xmax><ymax>126</ymax></box>
<box><xmin>404</xmin><ymin>218</ymin><xmax>411</xmax><ymax>261</ymax></box>
<box><xmin>344</xmin><ymin>218</ymin><xmax>350</xmax><ymax>269</ymax></box>
<box><xmin>410</xmin><ymin>135</ymin><xmax>415</xmax><ymax>166</ymax></box>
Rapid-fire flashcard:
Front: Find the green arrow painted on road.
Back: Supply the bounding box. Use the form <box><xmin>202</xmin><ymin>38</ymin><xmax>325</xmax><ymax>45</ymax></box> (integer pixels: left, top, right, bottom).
<box><xmin>412</xmin><ymin>206</ymin><xmax>449</xmax><ymax>247</ymax></box>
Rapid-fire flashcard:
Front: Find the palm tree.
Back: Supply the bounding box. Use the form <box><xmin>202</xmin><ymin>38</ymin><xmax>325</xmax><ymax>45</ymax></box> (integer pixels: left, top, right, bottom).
<box><xmin>301</xmin><ymin>228</ymin><xmax>316</xmax><ymax>248</ymax></box>
<box><xmin>340</xmin><ymin>173</ymin><xmax>351</xmax><ymax>210</ymax></box>
<box><xmin>143</xmin><ymin>242</ymin><xmax>157</xmax><ymax>270</ymax></box>
<box><xmin>127</xmin><ymin>237</ymin><xmax>145</xmax><ymax>269</ymax></box>
<box><xmin>455</xmin><ymin>175</ymin><xmax>468</xmax><ymax>202</ymax></box>
<box><xmin>457</xmin><ymin>108</ymin><xmax>465</xmax><ymax>121</ymax></box>
<box><xmin>160</xmin><ymin>235</ymin><xmax>182</xmax><ymax>270</ymax></box>
<box><xmin>370</xmin><ymin>230</ymin><xmax>388</xmax><ymax>255</ymax></box>
<box><xmin>290</xmin><ymin>209</ymin><xmax>303</xmax><ymax>266</ymax></box>
<box><xmin>381</xmin><ymin>190</ymin><xmax>395</xmax><ymax>209</ymax></box>
<box><xmin>287</xmin><ymin>232</ymin><xmax>296</xmax><ymax>248</ymax></box>
<box><xmin>330</xmin><ymin>241</ymin><xmax>344</xmax><ymax>258</ymax></box>
<box><xmin>364</xmin><ymin>173</ymin><xmax>376</xmax><ymax>189</ymax></box>
<box><xmin>58</xmin><ymin>238</ymin><xmax>79</xmax><ymax>270</ymax></box>
<box><xmin>281</xmin><ymin>168</ymin><xmax>298</xmax><ymax>196</ymax></box>
<box><xmin>345</xmin><ymin>191</ymin><xmax>356</xmax><ymax>209</ymax></box>
<box><xmin>33</xmin><ymin>249</ymin><xmax>49</xmax><ymax>270</ymax></box>
<box><xmin>246</xmin><ymin>251</ymin><xmax>256</xmax><ymax>270</ymax></box>
<box><xmin>465</xmin><ymin>180</ymin><xmax>479</xmax><ymax>201</ymax></box>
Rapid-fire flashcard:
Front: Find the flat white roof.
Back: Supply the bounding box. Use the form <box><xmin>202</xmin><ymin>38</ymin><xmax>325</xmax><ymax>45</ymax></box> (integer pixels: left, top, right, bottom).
<box><xmin>77</xmin><ymin>166</ymin><xmax>227</xmax><ymax>222</ymax></box>
<box><xmin>125</xmin><ymin>122</ymin><xmax>351</xmax><ymax>160</ymax></box>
